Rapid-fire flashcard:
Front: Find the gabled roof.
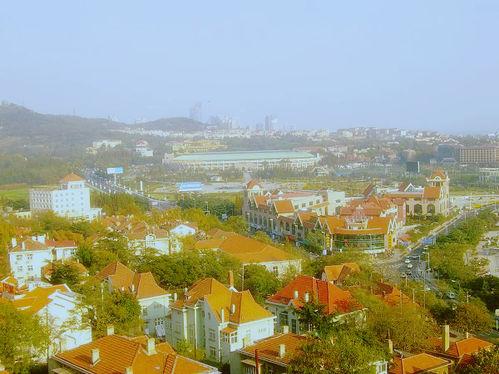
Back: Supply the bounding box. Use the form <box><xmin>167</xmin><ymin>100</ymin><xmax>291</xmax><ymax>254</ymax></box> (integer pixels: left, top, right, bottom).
<box><xmin>246</xmin><ymin>179</ymin><xmax>262</xmax><ymax>190</ymax></box>
<box><xmin>10</xmin><ymin>238</ymin><xmax>50</xmax><ymax>252</ymax></box>
<box><xmin>266</xmin><ymin>275</ymin><xmax>362</xmax><ymax>315</ymax></box>
<box><xmin>374</xmin><ymin>282</ymin><xmax>413</xmax><ymax>307</ymax></box>
<box><xmin>239</xmin><ymin>333</ymin><xmax>309</xmax><ymax>365</ymax></box>
<box><xmin>97</xmin><ymin>262</ymin><xmax>168</xmax><ymax>299</ymax></box>
<box><xmin>59</xmin><ymin>173</ymin><xmax>85</xmax><ymax>183</ymax></box>
<box><xmin>45</xmin><ymin>239</ymin><xmax>77</xmax><ymax>248</ymax></box>
<box><xmin>423</xmin><ymin>186</ymin><xmax>441</xmax><ymax>199</ymax></box>
<box><xmin>430</xmin><ymin>169</ymin><xmax>447</xmax><ymax>180</ymax></box>
<box><xmin>430</xmin><ymin>336</ymin><xmax>493</xmax><ymax>358</ymax></box>
<box><xmin>172</xmin><ymin>278</ymin><xmax>272</xmax><ymax>325</ymax></box>
<box><xmin>54</xmin><ymin>335</ymin><xmax>219</xmax><ymax>374</ymax></box>
<box><xmin>390</xmin><ymin>353</ymin><xmax>451</xmax><ymax>374</ymax></box>
<box><xmin>322</xmin><ymin>263</ymin><xmax>360</xmax><ymax>283</ymax></box>
<box><xmin>12</xmin><ymin>284</ymin><xmax>71</xmax><ymax>314</ymax></box>
<box><xmin>273</xmin><ymin>200</ymin><xmax>295</xmax><ymax>214</ymax></box>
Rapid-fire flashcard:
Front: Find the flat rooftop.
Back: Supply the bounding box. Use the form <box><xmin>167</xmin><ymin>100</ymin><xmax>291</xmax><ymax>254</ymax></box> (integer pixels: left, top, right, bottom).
<box><xmin>174</xmin><ymin>150</ymin><xmax>317</xmax><ymax>162</ymax></box>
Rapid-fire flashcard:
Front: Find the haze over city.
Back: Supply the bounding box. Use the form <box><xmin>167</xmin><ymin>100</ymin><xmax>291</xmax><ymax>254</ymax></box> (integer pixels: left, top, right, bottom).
<box><xmin>1</xmin><ymin>1</ymin><xmax>499</xmax><ymax>133</ymax></box>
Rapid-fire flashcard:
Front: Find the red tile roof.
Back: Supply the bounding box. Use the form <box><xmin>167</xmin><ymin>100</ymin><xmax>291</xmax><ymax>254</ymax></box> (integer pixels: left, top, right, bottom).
<box><xmin>53</xmin><ymin>335</ymin><xmax>218</xmax><ymax>374</ymax></box>
<box><xmin>239</xmin><ymin>333</ymin><xmax>309</xmax><ymax>365</ymax></box>
<box><xmin>390</xmin><ymin>353</ymin><xmax>451</xmax><ymax>374</ymax></box>
<box><xmin>59</xmin><ymin>173</ymin><xmax>85</xmax><ymax>183</ymax></box>
<box><xmin>267</xmin><ymin>275</ymin><xmax>362</xmax><ymax>315</ymax></box>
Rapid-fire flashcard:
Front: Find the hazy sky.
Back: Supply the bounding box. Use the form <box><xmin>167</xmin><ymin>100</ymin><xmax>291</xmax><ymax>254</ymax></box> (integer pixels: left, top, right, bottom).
<box><xmin>1</xmin><ymin>1</ymin><xmax>498</xmax><ymax>133</ymax></box>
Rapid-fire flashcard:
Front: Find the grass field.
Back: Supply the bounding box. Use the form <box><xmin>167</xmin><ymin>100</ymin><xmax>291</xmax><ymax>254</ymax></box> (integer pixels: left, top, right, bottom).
<box><xmin>0</xmin><ymin>184</ymin><xmax>30</xmax><ymax>201</ymax></box>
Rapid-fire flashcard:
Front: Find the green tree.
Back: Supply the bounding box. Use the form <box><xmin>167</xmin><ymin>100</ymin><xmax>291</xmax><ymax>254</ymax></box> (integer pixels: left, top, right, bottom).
<box><xmin>295</xmin><ymin>300</ymin><xmax>338</xmax><ymax>339</ymax></box>
<box><xmin>450</xmin><ymin>301</ymin><xmax>492</xmax><ymax>334</ymax></box>
<box><xmin>242</xmin><ymin>264</ymin><xmax>280</xmax><ymax>303</ymax></box>
<box><xmin>288</xmin><ymin>331</ymin><xmax>386</xmax><ymax>374</ymax></box>
<box><xmin>48</xmin><ymin>262</ymin><xmax>82</xmax><ymax>288</ymax></box>
<box><xmin>78</xmin><ymin>278</ymin><xmax>142</xmax><ymax>337</ymax></box>
<box><xmin>303</xmin><ymin>230</ymin><xmax>326</xmax><ymax>255</ymax></box>
<box><xmin>458</xmin><ymin>345</ymin><xmax>499</xmax><ymax>374</ymax></box>
<box><xmin>0</xmin><ymin>301</ymin><xmax>49</xmax><ymax>373</ymax></box>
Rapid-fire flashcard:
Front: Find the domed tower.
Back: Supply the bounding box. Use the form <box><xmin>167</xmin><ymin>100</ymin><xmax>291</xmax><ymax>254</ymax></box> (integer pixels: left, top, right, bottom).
<box><xmin>427</xmin><ymin>169</ymin><xmax>450</xmax><ymax>214</ymax></box>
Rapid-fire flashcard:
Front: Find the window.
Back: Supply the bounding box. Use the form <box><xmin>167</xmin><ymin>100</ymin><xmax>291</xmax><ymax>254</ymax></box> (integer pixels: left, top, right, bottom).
<box><xmin>16</xmin><ymin>255</ymin><xmax>22</xmax><ymax>261</ymax></box>
<box><xmin>279</xmin><ymin>312</ymin><xmax>288</xmax><ymax>326</ymax></box>
<box><xmin>230</xmin><ymin>331</ymin><xmax>238</xmax><ymax>344</ymax></box>
<box><xmin>27</xmin><ymin>254</ymin><xmax>33</xmax><ymax>260</ymax></box>
<box><xmin>208</xmin><ymin>329</ymin><xmax>216</xmax><ymax>342</ymax></box>
<box><xmin>27</xmin><ymin>265</ymin><xmax>33</xmax><ymax>271</ymax></box>
<box><xmin>272</xmin><ymin>266</ymin><xmax>279</xmax><ymax>276</ymax></box>
<box><xmin>291</xmin><ymin>319</ymin><xmax>297</xmax><ymax>333</ymax></box>
<box><xmin>209</xmin><ymin>346</ymin><xmax>217</xmax><ymax>358</ymax></box>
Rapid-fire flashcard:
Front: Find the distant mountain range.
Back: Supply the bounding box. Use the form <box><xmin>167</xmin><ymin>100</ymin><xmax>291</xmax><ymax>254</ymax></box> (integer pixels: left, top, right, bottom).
<box><xmin>0</xmin><ymin>103</ymin><xmax>209</xmax><ymax>152</ymax></box>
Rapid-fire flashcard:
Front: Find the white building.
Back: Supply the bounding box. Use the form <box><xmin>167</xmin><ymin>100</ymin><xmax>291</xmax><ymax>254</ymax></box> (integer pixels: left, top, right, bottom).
<box><xmin>96</xmin><ymin>261</ymin><xmax>171</xmax><ymax>336</ymax></box>
<box><xmin>8</xmin><ymin>235</ymin><xmax>78</xmax><ymax>286</ymax></box>
<box><xmin>135</xmin><ymin>140</ymin><xmax>154</xmax><ymax>157</ymax></box>
<box><xmin>167</xmin><ymin>276</ymin><xmax>275</xmax><ymax>365</ymax></box>
<box><xmin>12</xmin><ymin>284</ymin><xmax>92</xmax><ymax>356</ymax></box>
<box><xmin>92</xmin><ymin>139</ymin><xmax>122</xmax><ymax>149</ymax></box>
<box><xmin>29</xmin><ymin>173</ymin><xmax>101</xmax><ymax>220</ymax></box>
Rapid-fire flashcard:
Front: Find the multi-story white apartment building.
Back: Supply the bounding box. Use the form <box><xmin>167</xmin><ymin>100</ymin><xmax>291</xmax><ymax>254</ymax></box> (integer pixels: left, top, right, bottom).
<box><xmin>29</xmin><ymin>173</ymin><xmax>101</xmax><ymax>220</ymax></box>
<box><xmin>8</xmin><ymin>235</ymin><xmax>78</xmax><ymax>286</ymax></box>
<box><xmin>166</xmin><ymin>277</ymin><xmax>275</xmax><ymax>365</ymax></box>
<box><xmin>12</xmin><ymin>284</ymin><xmax>92</xmax><ymax>357</ymax></box>
<box><xmin>96</xmin><ymin>261</ymin><xmax>171</xmax><ymax>336</ymax></box>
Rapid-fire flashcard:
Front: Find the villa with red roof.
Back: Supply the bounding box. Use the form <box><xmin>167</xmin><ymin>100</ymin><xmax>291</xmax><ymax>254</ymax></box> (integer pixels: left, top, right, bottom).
<box><xmin>97</xmin><ymin>262</ymin><xmax>170</xmax><ymax>337</ymax></box>
<box><xmin>8</xmin><ymin>234</ymin><xmax>78</xmax><ymax>286</ymax></box>
<box><xmin>265</xmin><ymin>275</ymin><xmax>364</xmax><ymax>334</ymax></box>
<box><xmin>49</xmin><ymin>331</ymin><xmax>219</xmax><ymax>373</ymax></box>
<box><xmin>167</xmin><ymin>276</ymin><xmax>275</xmax><ymax>365</ymax></box>
<box><xmin>242</xmin><ymin>180</ymin><xmax>346</xmax><ymax>242</ymax></box>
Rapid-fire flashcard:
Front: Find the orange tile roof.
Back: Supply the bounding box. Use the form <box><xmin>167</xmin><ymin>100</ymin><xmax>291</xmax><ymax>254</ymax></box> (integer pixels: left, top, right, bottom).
<box><xmin>430</xmin><ymin>169</ymin><xmax>447</xmax><ymax>180</ymax></box>
<box><xmin>10</xmin><ymin>238</ymin><xmax>49</xmax><ymax>252</ymax></box>
<box><xmin>390</xmin><ymin>353</ymin><xmax>451</xmax><ymax>374</ymax></box>
<box><xmin>267</xmin><ymin>275</ymin><xmax>362</xmax><ymax>315</ymax></box>
<box><xmin>59</xmin><ymin>173</ymin><xmax>85</xmax><ymax>183</ymax></box>
<box><xmin>12</xmin><ymin>285</ymin><xmax>70</xmax><ymax>314</ymax></box>
<box><xmin>172</xmin><ymin>278</ymin><xmax>272</xmax><ymax>324</ymax></box>
<box><xmin>253</xmin><ymin>195</ymin><xmax>268</xmax><ymax>207</ymax></box>
<box><xmin>240</xmin><ymin>333</ymin><xmax>309</xmax><ymax>365</ymax></box>
<box><xmin>273</xmin><ymin>200</ymin><xmax>295</xmax><ymax>214</ymax></box>
<box><xmin>246</xmin><ymin>179</ymin><xmax>261</xmax><ymax>190</ymax></box>
<box><xmin>217</xmin><ymin>234</ymin><xmax>298</xmax><ymax>263</ymax></box>
<box><xmin>374</xmin><ymin>282</ymin><xmax>413</xmax><ymax>307</ymax></box>
<box><xmin>431</xmin><ymin>336</ymin><xmax>493</xmax><ymax>358</ymax></box>
<box><xmin>423</xmin><ymin>186</ymin><xmax>441</xmax><ymax>199</ymax></box>
<box><xmin>53</xmin><ymin>335</ymin><xmax>218</xmax><ymax>374</ymax></box>
<box><xmin>322</xmin><ymin>263</ymin><xmax>360</xmax><ymax>283</ymax></box>
<box><xmin>97</xmin><ymin>262</ymin><xmax>168</xmax><ymax>299</ymax></box>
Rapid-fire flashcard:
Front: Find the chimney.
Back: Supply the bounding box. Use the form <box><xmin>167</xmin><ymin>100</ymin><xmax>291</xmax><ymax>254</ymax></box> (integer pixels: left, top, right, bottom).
<box><xmin>220</xmin><ymin>308</ymin><xmax>225</xmax><ymax>323</ymax></box>
<box><xmin>228</xmin><ymin>270</ymin><xmax>234</xmax><ymax>289</ymax></box>
<box><xmin>106</xmin><ymin>325</ymin><xmax>114</xmax><ymax>336</ymax></box>
<box><xmin>184</xmin><ymin>287</ymin><xmax>189</xmax><ymax>301</ymax></box>
<box><xmin>21</xmin><ymin>242</ymin><xmax>26</xmax><ymax>250</ymax></box>
<box><xmin>282</xmin><ymin>325</ymin><xmax>289</xmax><ymax>334</ymax></box>
<box><xmin>146</xmin><ymin>337</ymin><xmax>156</xmax><ymax>355</ymax></box>
<box><xmin>130</xmin><ymin>284</ymin><xmax>135</xmax><ymax>293</ymax></box>
<box><xmin>442</xmin><ymin>325</ymin><xmax>450</xmax><ymax>352</ymax></box>
<box><xmin>173</xmin><ymin>292</ymin><xmax>178</xmax><ymax>301</ymax></box>
<box><xmin>230</xmin><ymin>303</ymin><xmax>236</xmax><ymax>315</ymax></box>
<box><xmin>91</xmin><ymin>348</ymin><xmax>100</xmax><ymax>365</ymax></box>
<box><xmin>11</xmin><ymin>237</ymin><xmax>17</xmax><ymax>248</ymax></box>
<box><xmin>0</xmin><ymin>364</ymin><xmax>4</xmax><ymax>372</ymax></box>
<box><xmin>125</xmin><ymin>367</ymin><xmax>133</xmax><ymax>374</ymax></box>
<box><xmin>388</xmin><ymin>339</ymin><xmax>393</xmax><ymax>354</ymax></box>
<box><xmin>293</xmin><ymin>290</ymin><xmax>299</xmax><ymax>299</ymax></box>
<box><xmin>465</xmin><ymin>332</ymin><xmax>469</xmax><ymax>339</ymax></box>
<box><xmin>304</xmin><ymin>292</ymin><xmax>310</xmax><ymax>303</ymax></box>
<box><xmin>279</xmin><ymin>344</ymin><xmax>286</xmax><ymax>358</ymax></box>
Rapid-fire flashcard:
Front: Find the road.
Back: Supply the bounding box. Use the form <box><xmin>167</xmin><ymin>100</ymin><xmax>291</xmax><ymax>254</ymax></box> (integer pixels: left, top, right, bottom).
<box><xmin>82</xmin><ymin>169</ymin><xmax>175</xmax><ymax>210</ymax></box>
<box><xmin>375</xmin><ymin>205</ymin><xmax>498</xmax><ymax>290</ymax></box>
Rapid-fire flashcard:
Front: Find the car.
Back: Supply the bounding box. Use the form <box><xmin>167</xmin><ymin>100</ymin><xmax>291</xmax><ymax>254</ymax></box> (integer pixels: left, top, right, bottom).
<box><xmin>406</xmin><ymin>263</ymin><xmax>413</xmax><ymax>269</ymax></box>
<box><xmin>404</xmin><ymin>259</ymin><xmax>411</xmax><ymax>264</ymax></box>
<box><xmin>401</xmin><ymin>273</ymin><xmax>407</xmax><ymax>278</ymax></box>
<box><xmin>406</xmin><ymin>270</ymin><xmax>412</xmax><ymax>276</ymax></box>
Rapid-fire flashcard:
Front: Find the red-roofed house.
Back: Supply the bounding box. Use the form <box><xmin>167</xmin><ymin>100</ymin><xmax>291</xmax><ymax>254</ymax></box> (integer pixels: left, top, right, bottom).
<box><xmin>265</xmin><ymin>275</ymin><xmax>364</xmax><ymax>334</ymax></box>
<box><xmin>97</xmin><ymin>262</ymin><xmax>170</xmax><ymax>337</ymax></box>
<box><xmin>167</xmin><ymin>277</ymin><xmax>275</xmax><ymax>364</ymax></box>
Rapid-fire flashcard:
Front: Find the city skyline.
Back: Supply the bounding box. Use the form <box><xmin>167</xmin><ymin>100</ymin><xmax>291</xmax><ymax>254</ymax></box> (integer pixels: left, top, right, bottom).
<box><xmin>1</xmin><ymin>1</ymin><xmax>499</xmax><ymax>133</ymax></box>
